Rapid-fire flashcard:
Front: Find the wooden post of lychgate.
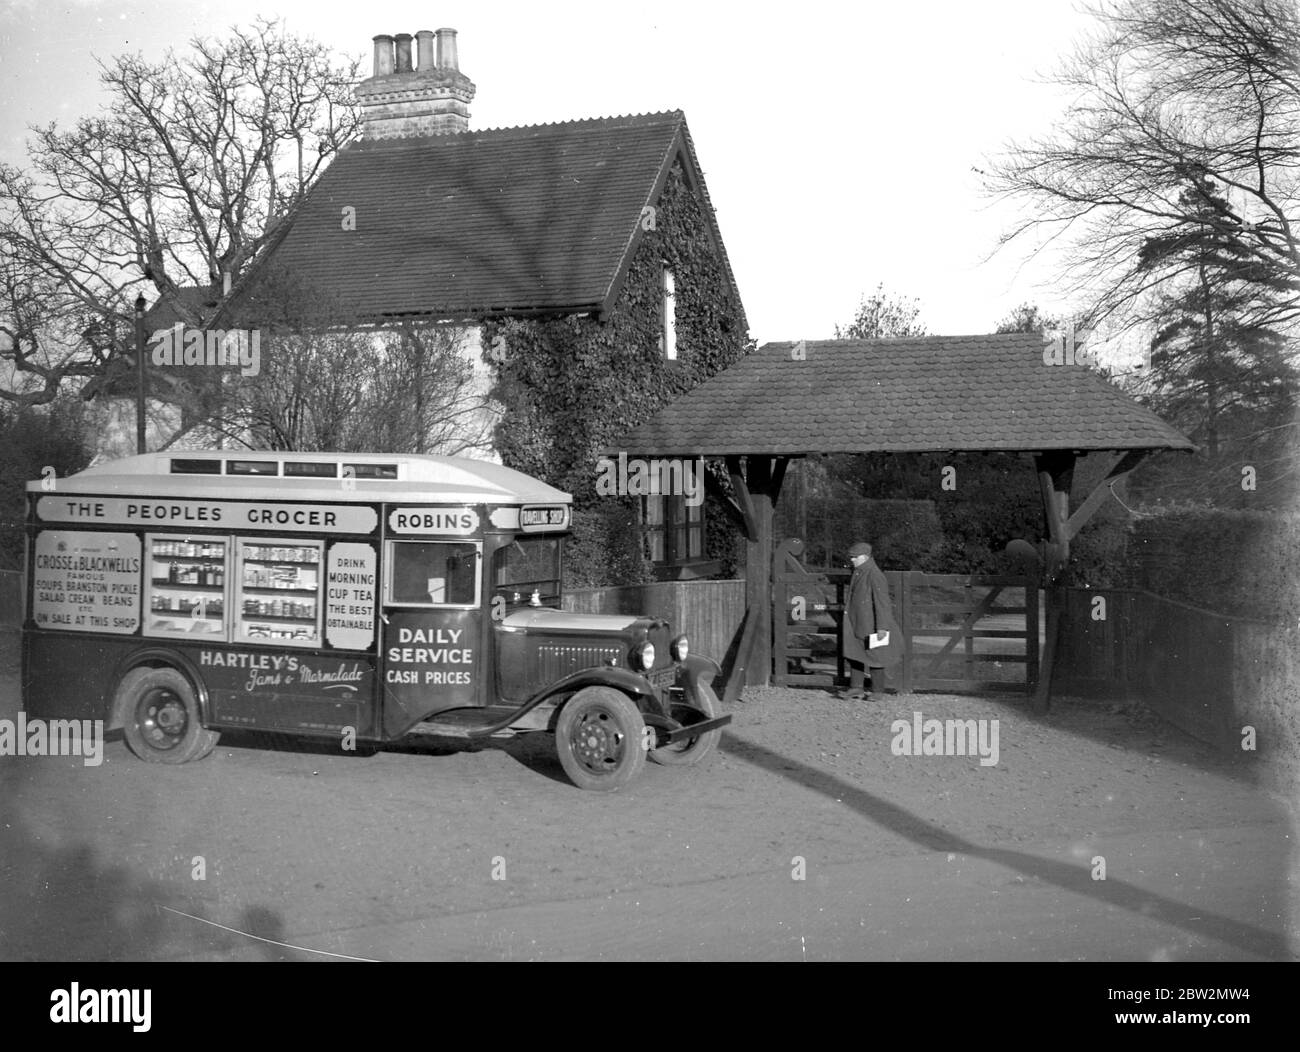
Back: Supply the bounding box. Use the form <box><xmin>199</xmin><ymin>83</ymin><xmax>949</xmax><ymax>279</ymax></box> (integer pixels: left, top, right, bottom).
<box><xmin>747</xmin><ymin>456</ymin><xmax>773</xmax><ymax>690</ymax></box>
<box><xmin>1026</xmin><ymin>572</ymin><xmax>1040</xmax><ymax>694</ymax></box>
<box><xmin>720</xmin><ymin>454</ymin><xmax>789</xmax><ymax>698</ymax></box>
<box><xmin>1031</xmin><ymin>448</ymin><xmax>1151</xmax><ymax>711</ymax></box>
<box><xmin>900</xmin><ymin>570</ymin><xmax>915</xmax><ymax>695</ymax></box>
<box><xmin>773</xmin><ymin>572</ymin><xmax>788</xmax><ymax>688</ymax></box>
<box><xmin>1033</xmin><ymin>451</ymin><xmax>1075</xmax><ymax>712</ymax></box>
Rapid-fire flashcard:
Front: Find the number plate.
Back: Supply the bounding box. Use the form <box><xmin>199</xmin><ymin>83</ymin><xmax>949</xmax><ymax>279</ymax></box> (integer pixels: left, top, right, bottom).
<box><xmin>647</xmin><ymin>666</ymin><xmax>677</xmax><ymax>689</ymax></box>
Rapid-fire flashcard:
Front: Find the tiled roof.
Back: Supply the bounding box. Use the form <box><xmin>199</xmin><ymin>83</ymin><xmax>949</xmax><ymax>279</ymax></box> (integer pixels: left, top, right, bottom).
<box><xmin>607</xmin><ymin>335</ymin><xmax>1195</xmax><ymax>455</ymax></box>
<box><xmin>94</xmin><ymin>287</ymin><xmax>217</xmax><ymax>399</ymax></box>
<box><xmin>227</xmin><ymin>111</ymin><xmax>741</xmax><ymax>322</ymax></box>
<box><xmin>143</xmin><ymin>286</ymin><xmax>216</xmax><ymax>330</ymax></box>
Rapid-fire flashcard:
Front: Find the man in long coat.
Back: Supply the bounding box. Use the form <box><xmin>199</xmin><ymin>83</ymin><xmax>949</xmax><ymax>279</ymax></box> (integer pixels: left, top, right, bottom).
<box><xmin>841</xmin><ymin>541</ymin><xmax>900</xmax><ymax>699</ymax></box>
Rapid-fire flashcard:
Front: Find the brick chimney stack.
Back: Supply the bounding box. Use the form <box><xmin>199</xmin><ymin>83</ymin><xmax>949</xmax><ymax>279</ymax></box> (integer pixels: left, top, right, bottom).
<box><xmin>356</xmin><ymin>27</ymin><xmax>476</xmax><ymax>138</ymax></box>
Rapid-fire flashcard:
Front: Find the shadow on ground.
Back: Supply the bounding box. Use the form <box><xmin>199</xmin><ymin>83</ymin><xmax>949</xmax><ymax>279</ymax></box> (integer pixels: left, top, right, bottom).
<box><xmin>719</xmin><ymin>729</ymin><xmax>1293</xmax><ymax>959</ymax></box>
<box><xmin>0</xmin><ymin>759</ymin><xmax>300</xmax><ymax>961</ymax></box>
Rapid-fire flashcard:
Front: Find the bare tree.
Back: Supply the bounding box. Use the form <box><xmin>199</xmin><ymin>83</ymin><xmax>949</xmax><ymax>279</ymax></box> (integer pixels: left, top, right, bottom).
<box><xmin>219</xmin><ymin>320</ymin><xmax>494</xmax><ymax>456</ymax></box>
<box><xmin>985</xmin><ymin>0</ymin><xmax>1300</xmax><ymax>338</ymax></box>
<box><xmin>364</xmin><ymin>326</ymin><xmax>498</xmax><ymax>457</ymax></box>
<box><xmin>995</xmin><ymin>302</ymin><xmax>1062</xmax><ymax>335</ymax></box>
<box><xmin>0</xmin><ymin>17</ymin><xmax>360</xmax><ymax>408</ymax></box>
<box><xmin>834</xmin><ymin>283</ymin><xmax>928</xmax><ymax>339</ymax></box>
<box><xmin>191</xmin><ymin>263</ymin><xmax>495</xmax><ymax>456</ymax></box>
<box><xmin>0</xmin><ymin>251</ymin><xmax>109</xmax><ymax>404</ymax></box>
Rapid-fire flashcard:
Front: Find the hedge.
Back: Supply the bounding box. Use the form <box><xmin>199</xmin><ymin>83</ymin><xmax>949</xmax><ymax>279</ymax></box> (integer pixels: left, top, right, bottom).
<box><xmin>1123</xmin><ymin>505</ymin><xmax>1300</xmax><ymax>620</ymax></box>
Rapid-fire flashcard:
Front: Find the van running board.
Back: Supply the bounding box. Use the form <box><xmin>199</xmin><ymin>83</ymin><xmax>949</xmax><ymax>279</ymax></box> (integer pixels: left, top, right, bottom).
<box><xmin>407</xmin><ymin>711</ymin><xmax>516</xmax><ymax>739</ymax></box>
<box><xmin>407</xmin><ymin>711</ymin><xmax>733</xmax><ymax>742</ymax></box>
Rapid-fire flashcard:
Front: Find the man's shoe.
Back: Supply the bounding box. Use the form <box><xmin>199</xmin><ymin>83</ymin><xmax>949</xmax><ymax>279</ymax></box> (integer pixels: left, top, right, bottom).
<box><xmin>840</xmin><ymin>689</ymin><xmax>868</xmax><ymax>701</ymax></box>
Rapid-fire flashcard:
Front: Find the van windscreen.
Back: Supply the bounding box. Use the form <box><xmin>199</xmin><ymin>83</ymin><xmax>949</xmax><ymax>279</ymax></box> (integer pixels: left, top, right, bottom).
<box><xmin>494</xmin><ymin>537</ymin><xmax>562</xmax><ymax>601</ymax></box>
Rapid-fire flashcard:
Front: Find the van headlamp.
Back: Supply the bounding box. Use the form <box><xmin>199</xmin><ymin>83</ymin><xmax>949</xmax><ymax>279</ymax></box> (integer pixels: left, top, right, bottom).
<box><xmin>670</xmin><ymin>635</ymin><xmax>689</xmax><ymax>662</ymax></box>
<box><xmin>631</xmin><ymin>640</ymin><xmax>655</xmax><ymax>671</ymax></box>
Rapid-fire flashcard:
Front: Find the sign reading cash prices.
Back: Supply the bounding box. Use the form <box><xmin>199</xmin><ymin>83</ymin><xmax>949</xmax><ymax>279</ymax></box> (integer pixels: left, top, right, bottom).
<box><xmin>519</xmin><ymin>505</ymin><xmax>570</xmax><ymax>532</ymax></box>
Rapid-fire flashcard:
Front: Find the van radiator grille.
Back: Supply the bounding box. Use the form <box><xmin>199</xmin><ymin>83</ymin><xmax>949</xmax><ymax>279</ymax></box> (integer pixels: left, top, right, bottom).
<box><xmin>538</xmin><ymin>645</ymin><xmax>622</xmax><ymax>683</ymax></box>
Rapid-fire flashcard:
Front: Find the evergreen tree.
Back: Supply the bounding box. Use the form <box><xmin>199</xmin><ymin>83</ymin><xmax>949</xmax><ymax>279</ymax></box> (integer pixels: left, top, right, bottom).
<box><xmin>1134</xmin><ymin>177</ymin><xmax>1298</xmax><ymax>506</ymax></box>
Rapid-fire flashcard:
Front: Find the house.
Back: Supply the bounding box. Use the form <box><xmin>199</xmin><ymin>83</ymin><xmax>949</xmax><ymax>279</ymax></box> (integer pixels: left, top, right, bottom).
<box><xmin>86</xmin><ymin>286</ymin><xmax>221</xmax><ymax>461</ymax></box>
<box><xmin>209</xmin><ymin>27</ymin><xmax>752</xmax><ymax>580</ymax></box>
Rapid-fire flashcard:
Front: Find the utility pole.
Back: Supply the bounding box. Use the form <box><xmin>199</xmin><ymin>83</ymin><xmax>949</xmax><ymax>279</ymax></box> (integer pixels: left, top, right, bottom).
<box><xmin>134</xmin><ymin>294</ymin><xmax>147</xmax><ymax>454</ymax></box>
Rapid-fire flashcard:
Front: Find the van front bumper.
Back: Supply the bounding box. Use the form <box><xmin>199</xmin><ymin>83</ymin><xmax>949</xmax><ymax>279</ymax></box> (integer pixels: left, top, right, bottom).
<box><xmin>661</xmin><ymin>712</ymin><xmax>732</xmax><ymax>742</ymax></box>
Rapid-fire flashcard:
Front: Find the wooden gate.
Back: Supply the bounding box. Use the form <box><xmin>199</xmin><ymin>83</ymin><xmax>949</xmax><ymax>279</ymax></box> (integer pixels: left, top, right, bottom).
<box><xmin>773</xmin><ymin>538</ymin><xmax>1039</xmax><ymax>694</ymax></box>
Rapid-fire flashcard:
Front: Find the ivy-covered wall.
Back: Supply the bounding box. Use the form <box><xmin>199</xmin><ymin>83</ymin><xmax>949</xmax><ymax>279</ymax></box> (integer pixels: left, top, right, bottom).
<box><xmin>482</xmin><ymin>159</ymin><xmax>753</xmax><ymax>585</ymax></box>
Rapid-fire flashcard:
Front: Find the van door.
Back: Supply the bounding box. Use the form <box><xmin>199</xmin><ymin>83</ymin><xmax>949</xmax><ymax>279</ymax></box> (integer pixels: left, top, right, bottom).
<box><xmin>380</xmin><ymin>538</ymin><xmax>482</xmax><ymax>737</ymax></box>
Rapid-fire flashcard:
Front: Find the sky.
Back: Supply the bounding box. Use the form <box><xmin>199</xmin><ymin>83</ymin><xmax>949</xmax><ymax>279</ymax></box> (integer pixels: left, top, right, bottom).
<box><xmin>0</xmin><ymin>0</ymin><xmax>1099</xmax><ymax>347</ymax></box>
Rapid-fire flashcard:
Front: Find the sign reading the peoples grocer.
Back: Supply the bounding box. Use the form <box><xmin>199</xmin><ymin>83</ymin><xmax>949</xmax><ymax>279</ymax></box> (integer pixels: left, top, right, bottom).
<box><xmin>36</xmin><ymin>496</ymin><xmax>377</xmax><ymax>535</ymax></box>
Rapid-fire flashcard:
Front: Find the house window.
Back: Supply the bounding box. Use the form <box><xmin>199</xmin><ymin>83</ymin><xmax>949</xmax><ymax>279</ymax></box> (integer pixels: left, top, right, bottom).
<box><xmin>641</xmin><ymin>493</ymin><xmax>704</xmax><ymax>568</ymax></box>
<box><xmin>661</xmin><ymin>267</ymin><xmax>677</xmax><ymax>361</ymax></box>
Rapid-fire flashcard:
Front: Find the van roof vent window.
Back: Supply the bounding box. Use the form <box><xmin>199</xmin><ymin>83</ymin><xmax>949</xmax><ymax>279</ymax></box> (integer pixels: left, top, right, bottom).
<box><xmin>169</xmin><ymin>459</ymin><xmax>222</xmax><ymax>475</ymax></box>
<box><xmin>284</xmin><ymin>462</ymin><xmax>338</xmax><ymax>478</ymax></box>
<box><xmin>228</xmin><ymin>460</ymin><xmax>279</xmax><ymax>476</ymax></box>
<box><xmin>345</xmin><ymin>463</ymin><xmax>398</xmax><ymax>480</ymax></box>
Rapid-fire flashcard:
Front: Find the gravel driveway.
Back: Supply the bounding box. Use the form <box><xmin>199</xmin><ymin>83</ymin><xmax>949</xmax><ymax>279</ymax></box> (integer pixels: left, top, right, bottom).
<box><xmin>1</xmin><ymin>629</ymin><xmax>1295</xmax><ymax>960</ymax></box>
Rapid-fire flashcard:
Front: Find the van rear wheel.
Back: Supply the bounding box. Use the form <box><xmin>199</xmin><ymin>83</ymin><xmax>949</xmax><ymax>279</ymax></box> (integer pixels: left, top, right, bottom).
<box><xmin>117</xmin><ymin>667</ymin><xmax>220</xmax><ymax>765</ymax></box>
<box><xmin>554</xmin><ymin>687</ymin><xmax>646</xmax><ymax>791</ymax></box>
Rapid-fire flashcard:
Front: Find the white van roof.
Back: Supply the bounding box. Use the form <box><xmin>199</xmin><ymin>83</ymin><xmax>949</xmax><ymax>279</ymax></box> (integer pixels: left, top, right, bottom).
<box><xmin>31</xmin><ymin>451</ymin><xmax>572</xmax><ymax>506</ymax></box>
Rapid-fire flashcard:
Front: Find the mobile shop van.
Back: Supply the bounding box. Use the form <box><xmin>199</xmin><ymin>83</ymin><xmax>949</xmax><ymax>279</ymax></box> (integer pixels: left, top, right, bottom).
<box><xmin>22</xmin><ymin>451</ymin><xmax>730</xmax><ymax>790</ymax></box>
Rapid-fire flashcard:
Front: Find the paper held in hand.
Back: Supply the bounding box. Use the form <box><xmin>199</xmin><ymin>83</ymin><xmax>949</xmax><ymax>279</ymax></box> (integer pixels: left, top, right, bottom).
<box><xmin>868</xmin><ymin>630</ymin><xmax>890</xmax><ymax>649</ymax></box>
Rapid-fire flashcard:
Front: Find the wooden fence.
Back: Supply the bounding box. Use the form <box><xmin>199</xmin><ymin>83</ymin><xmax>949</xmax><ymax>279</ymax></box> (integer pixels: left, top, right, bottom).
<box><xmin>1056</xmin><ymin>586</ymin><xmax>1298</xmax><ymax>762</ymax></box>
<box><xmin>563</xmin><ymin>579</ymin><xmax>746</xmax><ymax>671</ymax></box>
<box><xmin>772</xmin><ymin>536</ymin><xmax>1038</xmax><ymax>694</ymax></box>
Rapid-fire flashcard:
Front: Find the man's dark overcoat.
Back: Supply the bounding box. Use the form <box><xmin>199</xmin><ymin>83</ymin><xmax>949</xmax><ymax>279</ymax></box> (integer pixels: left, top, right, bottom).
<box><xmin>843</xmin><ymin>559</ymin><xmax>901</xmax><ymax>669</ymax></box>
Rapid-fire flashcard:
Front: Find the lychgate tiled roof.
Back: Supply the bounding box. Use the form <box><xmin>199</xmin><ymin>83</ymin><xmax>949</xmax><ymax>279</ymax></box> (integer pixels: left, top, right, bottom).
<box><xmin>607</xmin><ymin>334</ymin><xmax>1195</xmax><ymax>455</ymax></box>
<box><xmin>227</xmin><ymin>111</ymin><xmax>742</xmax><ymax>323</ymax></box>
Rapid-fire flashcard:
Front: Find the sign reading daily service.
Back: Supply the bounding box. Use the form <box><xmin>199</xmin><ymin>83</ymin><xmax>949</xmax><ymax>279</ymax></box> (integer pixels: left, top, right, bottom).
<box><xmin>37</xmin><ymin>496</ymin><xmax>377</xmax><ymax>535</ymax></box>
<box><xmin>33</xmin><ymin>531</ymin><xmax>141</xmax><ymax>633</ymax></box>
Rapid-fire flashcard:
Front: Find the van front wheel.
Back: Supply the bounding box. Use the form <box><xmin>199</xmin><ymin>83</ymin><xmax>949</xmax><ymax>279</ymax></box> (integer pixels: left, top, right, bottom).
<box><xmin>117</xmin><ymin>667</ymin><xmax>220</xmax><ymax>765</ymax></box>
<box><xmin>554</xmin><ymin>687</ymin><xmax>646</xmax><ymax>791</ymax></box>
<box><xmin>649</xmin><ymin>678</ymin><xmax>722</xmax><ymax>767</ymax></box>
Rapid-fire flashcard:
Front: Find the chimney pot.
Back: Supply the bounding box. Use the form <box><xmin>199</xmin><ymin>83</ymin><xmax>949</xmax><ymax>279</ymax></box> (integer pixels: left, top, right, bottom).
<box><xmin>372</xmin><ymin>34</ymin><xmax>394</xmax><ymax>77</ymax></box>
<box><xmin>435</xmin><ymin>28</ymin><xmax>459</xmax><ymax>71</ymax></box>
<box><xmin>416</xmin><ymin>30</ymin><xmax>435</xmax><ymax>71</ymax></box>
<box><xmin>394</xmin><ymin>33</ymin><xmax>413</xmax><ymax>73</ymax></box>
<box><xmin>358</xmin><ymin>27</ymin><xmax>474</xmax><ymax>138</ymax></box>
